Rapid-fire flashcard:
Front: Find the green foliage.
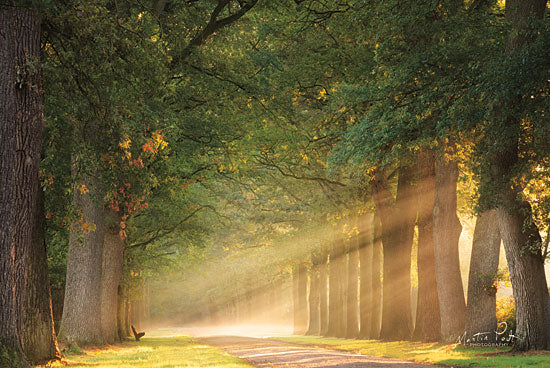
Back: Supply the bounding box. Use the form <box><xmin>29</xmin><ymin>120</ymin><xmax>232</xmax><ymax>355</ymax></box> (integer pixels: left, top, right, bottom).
<box><xmin>36</xmin><ymin>0</ymin><xmax>550</xmax><ymax>337</ymax></box>
<box><xmin>496</xmin><ymin>296</ymin><xmax>516</xmax><ymax>334</ymax></box>
<box><xmin>0</xmin><ymin>344</ymin><xmax>23</xmax><ymax>368</ymax></box>
<box><xmin>67</xmin><ymin>343</ymin><xmax>84</xmax><ymax>355</ymax></box>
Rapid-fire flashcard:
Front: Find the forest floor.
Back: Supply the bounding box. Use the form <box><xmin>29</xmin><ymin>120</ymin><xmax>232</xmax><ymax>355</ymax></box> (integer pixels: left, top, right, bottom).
<box><xmin>35</xmin><ymin>328</ymin><xmax>550</xmax><ymax>368</ymax></box>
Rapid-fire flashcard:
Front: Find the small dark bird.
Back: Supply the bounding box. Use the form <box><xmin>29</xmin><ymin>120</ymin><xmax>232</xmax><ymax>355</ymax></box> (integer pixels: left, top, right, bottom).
<box><xmin>131</xmin><ymin>325</ymin><xmax>145</xmax><ymax>341</ymax></box>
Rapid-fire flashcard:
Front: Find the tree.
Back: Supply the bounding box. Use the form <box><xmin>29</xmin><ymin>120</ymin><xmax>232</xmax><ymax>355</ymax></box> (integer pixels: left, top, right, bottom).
<box><xmin>24</xmin><ymin>186</ymin><xmax>60</xmax><ymax>363</ymax></box>
<box><xmin>371</xmin><ymin>163</ymin><xmax>415</xmax><ymax>340</ymax></box>
<box><xmin>327</xmin><ymin>237</ymin><xmax>347</xmax><ymax>337</ymax></box>
<box><xmin>101</xmin><ymin>210</ymin><xmax>124</xmax><ymax>343</ymax></box>
<box><xmin>59</xmin><ymin>172</ymin><xmax>105</xmax><ymax>344</ymax></box>
<box><xmin>371</xmin><ymin>214</ymin><xmax>383</xmax><ymax>339</ymax></box>
<box><xmin>1</xmin><ymin>7</ymin><xmax>43</xmax><ymax>368</ymax></box>
<box><xmin>0</xmin><ymin>8</ymin><xmax>25</xmax><ymax>367</ymax></box>
<box><xmin>345</xmin><ymin>221</ymin><xmax>359</xmax><ymax>338</ymax></box>
<box><xmin>318</xmin><ymin>245</ymin><xmax>329</xmax><ymax>335</ymax></box>
<box><xmin>483</xmin><ymin>0</ymin><xmax>550</xmax><ymax>350</ymax></box>
<box><xmin>433</xmin><ymin>144</ymin><xmax>466</xmax><ymax>342</ymax></box>
<box><xmin>293</xmin><ymin>263</ymin><xmax>308</xmax><ymax>334</ymax></box>
<box><xmin>46</xmin><ymin>0</ymin><xmax>261</xmax><ymax>345</ymax></box>
<box><xmin>305</xmin><ymin>253</ymin><xmax>321</xmax><ymax>335</ymax></box>
<box><xmin>358</xmin><ymin>213</ymin><xmax>373</xmax><ymax>339</ymax></box>
<box><xmin>413</xmin><ymin>150</ymin><xmax>440</xmax><ymax>342</ymax></box>
<box><xmin>465</xmin><ymin>210</ymin><xmax>500</xmax><ymax>341</ymax></box>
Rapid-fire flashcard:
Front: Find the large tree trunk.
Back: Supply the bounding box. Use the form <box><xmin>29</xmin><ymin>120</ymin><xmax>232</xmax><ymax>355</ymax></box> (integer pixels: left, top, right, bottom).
<box><xmin>358</xmin><ymin>214</ymin><xmax>373</xmax><ymax>339</ymax></box>
<box><xmin>433</xmin><ymin>147</ymin><xmax>465</xmax><ymax>342</ymax></box>
<box><xmin>293</xmin><ymin>263</ymin><xmax>308</xmax><ymax>334</ymax></box>
<box><xmin>0</xmin><ymin>9</ymin><xmax>28</xmax><ymax>367</ymax></box>
<box><xmin>346</xmin><ymin>224</ymin><xmax>360</xmax><ymax>338</ymax></box>
<box><xmin>1</xmin><ymin>9</ymin><xmax>43</xmax><ymax>367</ymax></box>
<box><xmin>59</xmin><ymin>172</ymin><xmax>105</xmax><ymax>345</ymax></box>
<box><xmin>372</xmin><ymin>164</ymin><xmax>415</xmax><ymax>340</ymax></box>
<box><xmin>24</xmin><ymin>186</ymin><xmax>61</xmax><ymax>363</ymax></box>
<box><xmin>413</xmin><ymin>151</ymin><xmax>440</xmax><ymax>342</ymax></box>
<box><xmin>491</xmin><ymin>119</ymin><xmax>550</xmax><ymax>350</ymax></box>
<box><xmin>466</xmin><ymin>210</ymin><xmax>500</xmax><ymax>341</ymax></box>
<box><xmin>370</xmin><ymin>215</ymin><xmax>382</xmax><ymax>339</ymax></box>
<box><xmin>305</xmin><ymin>254</ymin><xmax>321</xmax><ymax>335</ymax></box>
<box><xmin>319</xmin><ymin>246</ymin><xmax>329</xmax><ymax>336</ymax></box>
<box><xmin>486</xmin><ymin>0</ymin><xmax>550</xmax><ymax>351</ymax></box>
<box><xmin>12</xmin><ymin>10</ymin><xmax>43</xmax><ymax>356</ymax></box>
<box><xmin>497</xmin><ymin>198</ymin><xmax>550</xmax><ymax>350</ymax></box>
<box><xmin>100</xmin><ymin>210</ymin><xmax>124</xmax><ymax>344</ymax></box>
<box><xmin>327</xmin><ymin>238</ymin><xmax>346</xmax><ymax>337</ymax></box>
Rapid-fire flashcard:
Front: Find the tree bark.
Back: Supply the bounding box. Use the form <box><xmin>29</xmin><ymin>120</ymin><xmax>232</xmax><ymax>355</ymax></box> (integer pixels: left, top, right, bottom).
<box><xmin>124</xmin><ymin>297</ymin><xmax>131</xmax><ymax>337</ymax></box>
<box><xmin>117</xmin><ymin>286</ymin><xmax>129</xmax><ymax>339</ymax></box>
<box><xmin>413</xmin><ymin>150</ymin><xmax>441</xmax><ymax>342</ymax></box>
<box><xmin>346</xmin><ymin>224</ymin><xmax>360</xmax><ymax>338</ymax></box>
<box><xmin>433</xmin><ymin>146</ymin><xmax>465</xmax><ymax>342</ymax></box>
<box><xmin>298</xmin><ymin>263</ymin><xmax>308</xmax><ymax>333</ymax></box>
<box><xmin>293</xmin><ymin>263</ymin><xmax>308</xmax><ymax>334</ymax></box>
<box><xmin>497</xmin><ymin>198</ymin><xmax>550</xmax><ymax>350</ymax></box>
<box><xmin>327</xmin><ymin>238</ymin><xmax>346</xmax><ymax>337</ymax></box>
<box><xmin>370</xmin><ymin>214</ymin><xmax>382</xmax><ymax>339</ymax></box>
<box><xmin>292</xmin><ymin>267</ymin><xmax>299</xmax><ymax>331</ymax></box>
<box><xmin>24</xmin><ymin>186</ymin><xmax>61</xmax><ymax>363</ymax></box>
<box><xmin>466</xmin><ymin>210</ymin><xmax>500</xmax><ymax>341</ymax></box>
<box><xmin>358</xmin><ymin>213</ymin><xmax>373</xmax><ymax>339</ymax></box>
<box><xmin>372</xmin><ymin>164</ymin><xmax>415</xmax><ymax>340</ymax></box>
<box><xmin>101</xmin><ymin>210</ymin><xmax>124</xmax><ymax>344</ymax></box>
<box><xmin>12</xmin><ymin>11</ymin><xmax>44</xmax><ymax>357</ymax></box>
<box><xmin>319</xmin><ymin>246</ymin><xmax>329</xmax><ymax>336</ymax></box>
<box><xmin>1</xmin><ymin>8</ymin><xmax>43</xmax><ymax>367</ymax></box>
<box><xmin>0</xmin><ymin>8</ymin><xmax>29</xmax><ymax>367</ymax></box>
<box><xmin>305</xmin><ymin>254</ymin><xmax>321</xmax><ymax>335</ymax></box>
<box><xmin>59</xmin><ymin>172</ymin><xmax>105</xmax><ymax>345</ymax></box>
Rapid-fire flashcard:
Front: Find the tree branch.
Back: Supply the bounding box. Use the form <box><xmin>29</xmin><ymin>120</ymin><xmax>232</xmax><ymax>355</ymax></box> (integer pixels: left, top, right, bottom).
<box><xmin>127</xmin><ymin>206</ymin><xmax>205</xmax><ymax>249</ymax></box>
<box><xmin>174</xmin><ymin>0</ymin><xmax>258</xmax><ymax>64</ymax></box>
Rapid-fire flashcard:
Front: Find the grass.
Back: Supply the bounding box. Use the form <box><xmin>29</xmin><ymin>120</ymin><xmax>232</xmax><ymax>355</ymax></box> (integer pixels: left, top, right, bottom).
<box><xmin>32</xmin><ymin>330</ymin><xmax>550</xmax><ymax>368</ymax></box>
<box><xmin>35</xmin><ymin>331</ymin><xmax>253</xmax><ymax>368</ymax></box>
<box><xmin>273</xmin><ymin>335</ymin><xmax>550</xmax><ymax>367</ymax></box>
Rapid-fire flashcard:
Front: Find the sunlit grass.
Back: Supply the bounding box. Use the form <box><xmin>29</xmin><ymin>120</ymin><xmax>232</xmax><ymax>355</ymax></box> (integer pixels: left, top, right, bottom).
<box><xmin>273</xmin><ymin>336</ymin><xmax>550</xmax><ymax>367</ymax></box>
<box><xmin>36</xmin><ymin>333</ymin><xmax>253</xmax><ymax>368</ymax></box>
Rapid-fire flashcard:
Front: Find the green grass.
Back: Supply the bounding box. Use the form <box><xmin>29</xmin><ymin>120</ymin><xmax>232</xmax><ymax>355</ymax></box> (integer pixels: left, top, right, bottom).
<box><xmin>273</xmin><ymin>336</ymin><xmax>550</xmax><ymax>368</ymax></box>
<box><xmin>36</xmin><ymin>332</ymin><xmax>253</xmax><ymax>368</ymax></box>
<box><xmin>32</xmin><ymin>331</ymin><xmax>550</xmax><ymax>368</ymax></box>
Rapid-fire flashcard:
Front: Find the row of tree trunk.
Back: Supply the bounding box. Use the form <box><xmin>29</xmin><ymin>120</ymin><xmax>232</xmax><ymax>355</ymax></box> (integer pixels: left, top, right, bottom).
<box><xmin>59</xmin><ymin>179</ymin><xmax>144</xmax><ymax>345</ymax></box>
<box><xmin>291</xmin><ymin>147</ymin><xmax>550</xmax><ymax>350</ymax></box>
<box><xmin>293</xmin><ymin>218</ymin><xmax>383</xmax><ymax>339</ymax></box>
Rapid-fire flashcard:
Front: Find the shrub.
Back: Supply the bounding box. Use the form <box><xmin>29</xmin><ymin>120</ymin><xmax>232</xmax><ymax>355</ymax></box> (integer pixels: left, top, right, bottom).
<box><xmin>496</xmin><ymin>296</ymin><xmax>516</xmax><ymax>333</ymax></box>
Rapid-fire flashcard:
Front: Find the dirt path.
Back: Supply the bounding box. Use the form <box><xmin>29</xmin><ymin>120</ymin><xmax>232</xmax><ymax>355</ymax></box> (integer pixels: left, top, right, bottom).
<box><xmin>200</xmin><ymin>335</ymin><xmax>446</xmax><ymax>368</ymax></box>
